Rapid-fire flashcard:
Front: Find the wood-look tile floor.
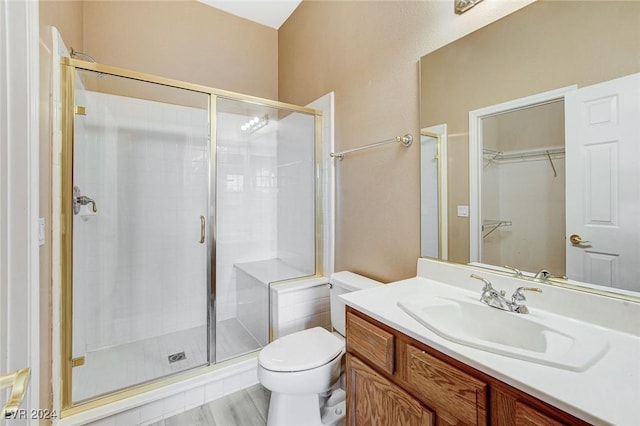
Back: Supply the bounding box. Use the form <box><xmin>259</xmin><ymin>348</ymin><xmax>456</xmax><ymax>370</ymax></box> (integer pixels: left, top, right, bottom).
<box><xmin>150</xmin><ymin>384</ymin><xmax>270</xmax><ymax>426</ymax></box>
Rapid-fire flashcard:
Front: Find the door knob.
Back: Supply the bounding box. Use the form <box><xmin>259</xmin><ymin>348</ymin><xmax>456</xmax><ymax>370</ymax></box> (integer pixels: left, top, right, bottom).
<box><xmin>569</xmin><ymin>234</ymin><xmax>590</xmax><ymax>245</ymax></box>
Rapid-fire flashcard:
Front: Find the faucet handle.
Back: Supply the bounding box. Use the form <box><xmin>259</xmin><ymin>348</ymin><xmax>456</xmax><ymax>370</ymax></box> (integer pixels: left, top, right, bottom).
<box><xmin>503</xmin><ymin>265</ymin><xmax>523</xmax><ymax>277</ymax></box>
<box><xmin>511</xmin><ymin>287</ymin><xmax>542</xmax><ymax>314</ymax></box>
<box><xmin>470</xmin><ymin>274</ymin><xmax>493</xmax><ymax>291</ymax></box>
<box><xmin>511</xmin><ymin>286</ymin><xmax>542</xmax><ymax>302</ymax></box>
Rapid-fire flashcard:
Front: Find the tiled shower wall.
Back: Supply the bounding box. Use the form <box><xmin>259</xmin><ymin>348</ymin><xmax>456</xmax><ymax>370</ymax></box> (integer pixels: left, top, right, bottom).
<box><xmin>72</xmin><ymin>90</ymin><xmax>318</xmax><ymax>355</ymax></box>
<box><xmin>215</xmin><ymin>111</ymin><xmax>279</xmax><ymax>322</ymax></box>
<box><xmin>216</xmin><ymin>104</ymin><xmax>317</xmax><ymax>324</ymax></box>
<box><xmin>276</xmin><ymin>112</ymin><xmax>316</xmax><ymax>274</ymax></box>
<box><xmin>72</xmin><ymin>91</ymin><xmax>209</xmax><ymax>355</ymax></box>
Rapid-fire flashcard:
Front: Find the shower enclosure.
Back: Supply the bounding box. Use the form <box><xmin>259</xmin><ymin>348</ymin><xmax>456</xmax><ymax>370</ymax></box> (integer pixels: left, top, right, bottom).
<box><xmin>60</xmin><ymin>58</ymin><xmax>321</xmax><ymax>411</ymax></box>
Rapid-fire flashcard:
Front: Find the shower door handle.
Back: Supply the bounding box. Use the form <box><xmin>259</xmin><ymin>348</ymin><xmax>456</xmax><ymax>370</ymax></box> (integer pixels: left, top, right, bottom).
<box><xmin>200</xmin><ymin>216</ymin><xmax>205</xmax><ymax>244</ymax></box>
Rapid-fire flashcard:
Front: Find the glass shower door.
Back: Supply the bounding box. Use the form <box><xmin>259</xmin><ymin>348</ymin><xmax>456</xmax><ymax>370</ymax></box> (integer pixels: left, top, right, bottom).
<box><xmin>70</xmin><ymin>68</ymin><xmax>211</xmax><ymax>403</ymax></box>
<box><xmin>214</xmin><ymin>97</ymin><xmax>317</xmax><ymax>362</ymax></box>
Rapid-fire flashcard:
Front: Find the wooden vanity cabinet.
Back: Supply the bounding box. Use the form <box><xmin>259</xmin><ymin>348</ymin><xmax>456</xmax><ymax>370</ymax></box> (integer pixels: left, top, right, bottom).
<box><xmin>347</xmin><ymin>354</ymin><xmax>435</xmax><ymax>426</ymax></box>
<box><xmin>490</xmin><ymin>386</ymin><xmax>573</xmax><ymax>426</ymax></box>
<box><xmin>403</xmin><ymin>344</ymin><xmax>488</xmax><ymax>424</ymax></box>
<box><xmin>345</xmin><ymin>307</ymin><xmax>590</xmax><ymax>426</ymax></box>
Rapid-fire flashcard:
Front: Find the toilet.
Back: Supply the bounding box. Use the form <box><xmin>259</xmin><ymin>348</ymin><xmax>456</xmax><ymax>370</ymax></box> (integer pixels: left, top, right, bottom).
<box><xmin>258</xmin><ymin>271</ymin><xmax>382</xmax><ymax>426</ymax></box>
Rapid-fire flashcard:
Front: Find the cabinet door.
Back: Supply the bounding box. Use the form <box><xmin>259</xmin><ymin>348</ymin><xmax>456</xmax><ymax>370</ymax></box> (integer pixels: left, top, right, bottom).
<box><xmin>347</xmin><ymin>354</ymin><xmax>434</xmax><ymax>426</ymax></box>
<box><xmin>405</xmin><ymin>344</ymin><xmax>488</xmax><ymax>425</ymax></box>
<box><xmin>515</xmin><ymin>401</ymin><xmax>566</xmax><ymax>426</ymax></box>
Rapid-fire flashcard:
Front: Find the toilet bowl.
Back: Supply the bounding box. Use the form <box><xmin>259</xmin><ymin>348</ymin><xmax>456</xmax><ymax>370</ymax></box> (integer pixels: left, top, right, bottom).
<box><xmin>258</xmin><ymin>271</ymin><xmax>382</xmax><ymax>426</ymax></box>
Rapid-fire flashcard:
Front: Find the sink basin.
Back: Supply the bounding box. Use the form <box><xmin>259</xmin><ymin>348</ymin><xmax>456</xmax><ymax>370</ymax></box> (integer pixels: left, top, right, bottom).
<box><xmin>397</xmin><ymin>296</ymin><xmax>609</xmax><ymax>371</ymax></box>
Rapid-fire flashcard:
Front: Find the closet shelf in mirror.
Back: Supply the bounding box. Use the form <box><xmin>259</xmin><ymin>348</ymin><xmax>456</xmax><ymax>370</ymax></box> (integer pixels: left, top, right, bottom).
<box><xmin>482</xmin><ymin>220</ymin><xmax>512</xmax><ymax>238</ymax></box>
<box><xmin>483</xmin><ymin>146</ymin><xmax>564</xmax><ymax>176</ymax></box>
<box><xmin>482</xmin><ymin>146</ymin><xmax>565</xmax><ymax>163</ymax></box>
<box><xmin>482</xmin><ymin>146</ymin><xmax>564</xmax><ymax>162</ymax></box>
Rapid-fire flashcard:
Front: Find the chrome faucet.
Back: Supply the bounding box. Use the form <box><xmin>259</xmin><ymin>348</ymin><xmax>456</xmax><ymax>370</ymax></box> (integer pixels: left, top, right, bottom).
<box><xmin>470</xmin><ymin>274</ymin><xmax>542</xmax><ymax>314</ymax></box>
<box><xmin>533</xmin><ymin>269</ymin><xmax>568</xmax><ymax>281</ymax></box>
<box><xmin>470</xmin><ymin>274</ymin><xmax>512</xmax><ymax>311</ymax></box>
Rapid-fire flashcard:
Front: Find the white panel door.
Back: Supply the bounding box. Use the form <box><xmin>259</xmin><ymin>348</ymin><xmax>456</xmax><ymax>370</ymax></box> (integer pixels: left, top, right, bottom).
<box><xmin>565</xmin><ymin>73</ymin><xmax>640</xmax><ymax>291</ymax></box>
<box><xmin>1</xmin><ymin>0</ymin><xmax>39</xmax><ymax>420</ymax></box>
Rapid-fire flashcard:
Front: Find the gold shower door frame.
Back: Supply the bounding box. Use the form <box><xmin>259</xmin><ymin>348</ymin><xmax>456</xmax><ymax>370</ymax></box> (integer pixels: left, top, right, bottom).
<box><xmin>60</xmin><ymin>57</ymin><xmax>324</xmax><ymax>416</ymax></box>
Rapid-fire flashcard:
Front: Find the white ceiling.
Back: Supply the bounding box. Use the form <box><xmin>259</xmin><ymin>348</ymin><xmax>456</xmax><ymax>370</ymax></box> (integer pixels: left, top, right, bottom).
<box><xmin>199</xmin><ymin>0</ymin><xmax>303</xmax><ymax>29</ymax></box>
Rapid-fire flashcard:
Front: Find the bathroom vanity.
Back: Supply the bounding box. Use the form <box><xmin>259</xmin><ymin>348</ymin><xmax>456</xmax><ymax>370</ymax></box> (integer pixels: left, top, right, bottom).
<box><xmin>342</xmin><ymin>259</ymin><xmax>640</xmax><ymax>425</ymax></box>
<box><xmin>346</xmin><ymin>308</ymin><xmax>585</xmax><ymax>425</ymax></box>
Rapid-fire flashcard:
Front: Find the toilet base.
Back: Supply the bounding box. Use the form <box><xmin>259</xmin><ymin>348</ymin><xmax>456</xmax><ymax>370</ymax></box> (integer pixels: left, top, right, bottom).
<box><xmin>266</xmin><ymin>388</ymin><xmax>346</xmax><ymax>426</ymax></box>
<box><xmin>321</xmin><ymin>388</ymin><xmax>346</xmax><ymax>426</ymax></box>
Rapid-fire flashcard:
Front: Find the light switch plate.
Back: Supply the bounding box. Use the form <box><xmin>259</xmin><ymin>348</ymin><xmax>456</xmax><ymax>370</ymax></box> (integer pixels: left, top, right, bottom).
<box><xmin>38</xmin><ymin>217</ymin><xmax>45</xmax><ymax>245</ymax></box>
<box><xmin>457</xmin><ymin>205</ymin><xmax>469</xmax><ymax>217</ymax></box>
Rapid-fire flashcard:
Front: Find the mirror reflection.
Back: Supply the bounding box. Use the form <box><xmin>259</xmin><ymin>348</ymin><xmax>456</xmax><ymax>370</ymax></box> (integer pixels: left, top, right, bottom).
<box><xmin>419</xmin><ymin>1</ymin><xmax>640</xmax><ymax>295</ymax></box>
<box><xmin>480</xmin><ymin>100</ymin><xmax>565</xmax><ymax>276</ymax></box>
<box><xmin>420</xmin><ymin>125</ymin><xmax>448</xmax><ymax>260</ymax></box>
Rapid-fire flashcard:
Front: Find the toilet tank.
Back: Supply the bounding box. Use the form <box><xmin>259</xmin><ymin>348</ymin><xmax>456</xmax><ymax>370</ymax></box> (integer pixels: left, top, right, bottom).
<box><xmin>330</xmin><ymin>271</ymin><xmax>383</xmax><ymax>336</ymax></box>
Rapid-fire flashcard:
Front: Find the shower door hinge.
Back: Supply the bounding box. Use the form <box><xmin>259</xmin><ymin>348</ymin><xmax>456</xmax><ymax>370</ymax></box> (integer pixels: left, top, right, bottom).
<box><xmin>74</xmin><ymin>105</ymin><xmax>86</xmax><ymax>115</ymax></box>
<box><xmin>71</xmin><ymin>356</ymin><xmax>85</xmax><ymax>367</ymax></box>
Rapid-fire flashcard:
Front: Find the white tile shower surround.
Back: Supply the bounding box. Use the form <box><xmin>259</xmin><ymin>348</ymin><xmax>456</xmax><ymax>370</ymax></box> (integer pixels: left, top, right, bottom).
<box><xmin>270</xmin><ymin>276</ymin><xmax>332</xmax><ymax>339</ymax></box>
<box><xmin>64</xmin><ymin>90</ymin><xmax>329</xmax><ymax>412</ymax></box>
<box><xmin>50</xmin><ymin>38</ymin><xmax>336</xmax><ymax>422</ymax></box>
<box><xmin>233</xmin><ymin>260</ymin><xmax>331</xmax><ymax>342</ymax></box>
<box><xmin>276</xmin><ymin>112</ymin><xmax>316</xmax><ymax>273</ymax></box>
<box><xmin>214</xmin><ymin>101</ymin><xmax>316</xmax><ymax>325</ymax></box>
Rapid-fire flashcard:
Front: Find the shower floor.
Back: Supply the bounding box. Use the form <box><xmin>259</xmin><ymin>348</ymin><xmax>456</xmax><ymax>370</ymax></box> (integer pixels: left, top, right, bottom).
<box><xmin>72</xmin><ymin>318</ymin><xmax>261</xmax><ymax>403</ymax></box>
<box><xmin>216</xmin><ymin>317</ymin><xmax>263</xmax><ymax>362</ymax></box>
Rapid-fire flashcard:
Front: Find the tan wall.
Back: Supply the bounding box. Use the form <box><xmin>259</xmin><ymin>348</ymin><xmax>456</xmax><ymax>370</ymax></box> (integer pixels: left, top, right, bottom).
<box><xmin>420</xmin><ymin>1</ymin><xmax>640</xmax><ymax>264</ymax></box>
<box><xmin>82</xmin><ymin>0</ymin><xmax>278</xmax><ymax>100</ymax></box>
<box><xmin>278</xmin><ymin>0</ymin><xmax>532</xmax><ymax>282</ymax></box>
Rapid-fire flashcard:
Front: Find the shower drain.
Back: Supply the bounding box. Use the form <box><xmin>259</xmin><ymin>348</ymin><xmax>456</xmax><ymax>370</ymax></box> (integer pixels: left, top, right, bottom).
<box><xmin>168</xmin><ymin>352</ymin><xmax>186</xmax><ymax>363</ymax></box>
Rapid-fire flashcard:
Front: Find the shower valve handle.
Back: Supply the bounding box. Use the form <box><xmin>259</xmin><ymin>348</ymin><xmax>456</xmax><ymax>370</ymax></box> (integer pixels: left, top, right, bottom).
<box><xmin>73</xmin><ymin>185</ymin><xmax>98</xmax><ymax>215</ymax></box>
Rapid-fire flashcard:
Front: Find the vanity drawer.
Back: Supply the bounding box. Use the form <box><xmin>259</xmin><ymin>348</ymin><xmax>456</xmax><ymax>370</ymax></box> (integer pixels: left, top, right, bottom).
<box><xmin>346</xmin><ymin>311</ymin><xmax>395</xmax><ymax>374</ymax></box>
<box><xmin>405</xmin><ymin>344</ymin><xmax>488</xmax><ymax>425</ymax></box>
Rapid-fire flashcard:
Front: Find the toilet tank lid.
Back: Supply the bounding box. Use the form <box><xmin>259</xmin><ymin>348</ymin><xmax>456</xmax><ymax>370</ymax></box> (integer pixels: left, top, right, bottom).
<box><xmin>259</xmin><ymin>327</ymin><xmax>344</xmax><ymax>372</ymax></box>
<box><xmin>330</xmin><ymin>271</ymin><xmax>383</xmax><ymax>291</ymax></box>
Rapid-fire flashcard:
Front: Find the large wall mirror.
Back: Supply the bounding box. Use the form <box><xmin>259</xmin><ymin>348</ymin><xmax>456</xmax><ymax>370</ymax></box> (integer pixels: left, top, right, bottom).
<box><xmin>419</xmin><ymin>1</ymin><xmax>640</xmax><ymax>298</ymax></box>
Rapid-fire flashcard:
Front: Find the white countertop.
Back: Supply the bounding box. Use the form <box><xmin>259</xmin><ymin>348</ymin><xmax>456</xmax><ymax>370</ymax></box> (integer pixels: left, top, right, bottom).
<box><xmin>341</xmin><ymin>275</ymin><xmax>640</xmax><ymax>426</ymax></box>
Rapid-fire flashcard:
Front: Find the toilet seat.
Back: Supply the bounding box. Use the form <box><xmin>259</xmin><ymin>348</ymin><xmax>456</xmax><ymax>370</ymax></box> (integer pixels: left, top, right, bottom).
<box><xmin>258</xmin><ymin>327</ymin><xmax>344</xmax><ymax>372</ymax></box>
